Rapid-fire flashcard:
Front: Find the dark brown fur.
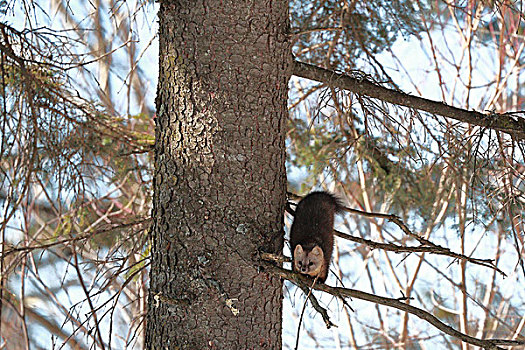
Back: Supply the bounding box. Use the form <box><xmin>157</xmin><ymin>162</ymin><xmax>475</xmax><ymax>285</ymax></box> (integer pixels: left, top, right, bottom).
<box><xmin>290</xmin><ymin>191</ymin><xmax>344</xmax><ymax>282</ymax></box>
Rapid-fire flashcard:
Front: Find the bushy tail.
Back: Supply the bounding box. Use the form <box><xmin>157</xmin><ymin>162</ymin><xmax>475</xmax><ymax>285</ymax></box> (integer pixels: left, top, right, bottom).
<box><xmin>302</xmin><ymin>191</ymin><xmax>346</xmax><ymax>214</ymax></box>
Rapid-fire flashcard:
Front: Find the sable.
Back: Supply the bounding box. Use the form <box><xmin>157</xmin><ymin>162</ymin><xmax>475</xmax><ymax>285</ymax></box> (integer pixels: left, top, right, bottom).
<box><xmin>290</xmin><ymin>191</ymin><xmax>344</xmax><ymax>282</ymax></box>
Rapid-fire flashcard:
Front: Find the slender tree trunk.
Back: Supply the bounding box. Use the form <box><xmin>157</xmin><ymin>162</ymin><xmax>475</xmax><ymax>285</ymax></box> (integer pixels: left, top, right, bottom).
<box><xmin>145</xmin><ymin>1</ymin><xmax>290</xmax><ymax>349</ymax></box>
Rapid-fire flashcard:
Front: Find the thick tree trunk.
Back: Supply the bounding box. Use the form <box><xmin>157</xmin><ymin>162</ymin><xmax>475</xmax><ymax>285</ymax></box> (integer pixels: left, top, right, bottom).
<box><xmin>145</xmin><ymin>1</ymin><xmax>290</xmax><ymax>349</ymax></box>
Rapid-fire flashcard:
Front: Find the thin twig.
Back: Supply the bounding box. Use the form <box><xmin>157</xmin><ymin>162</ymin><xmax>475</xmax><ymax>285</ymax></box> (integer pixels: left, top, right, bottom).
<box><xmin>262</xmin><ymin>252</ymin><xmax>336</xmax><ymax>329</ymax></box>
<box><xmin>295</xmin><ymin>275</ymin><xmax>319</xmax><ymax>350</ymax></box>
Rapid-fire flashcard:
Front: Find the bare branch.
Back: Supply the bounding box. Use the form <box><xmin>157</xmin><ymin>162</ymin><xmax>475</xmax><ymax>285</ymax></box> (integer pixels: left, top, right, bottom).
<box><xmin>334</xmin><ymin>229</ymin><xmax>506</xmax><ymax>277</ymax></box>
<box><xmin>292</xmin><ymin>60</ymin><xmax>525</xmax><ymax>140</ymax></box>
<box><xmin>264</xmin><ymin>263</ymin><xmax>525</xmax><ymax>350</ymax></box>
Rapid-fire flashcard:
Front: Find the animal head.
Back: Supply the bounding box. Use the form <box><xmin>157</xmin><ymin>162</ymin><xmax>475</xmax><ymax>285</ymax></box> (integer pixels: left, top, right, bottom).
<box><xmin>293</xmin><ymin>245</ymin><xmax>324</xmax><ymax>278</ymax></box>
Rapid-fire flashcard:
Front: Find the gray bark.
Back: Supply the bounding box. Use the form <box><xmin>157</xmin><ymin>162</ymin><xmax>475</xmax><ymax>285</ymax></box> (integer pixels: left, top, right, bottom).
<box><xmin>145</xmin><ymin>1</ymin><xmax>291</xmax><ymax>348</ymax></box>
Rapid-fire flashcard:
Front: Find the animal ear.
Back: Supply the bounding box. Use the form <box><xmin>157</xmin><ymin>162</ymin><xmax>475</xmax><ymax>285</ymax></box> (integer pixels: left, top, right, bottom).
<box><xmin>312</xmin><ymin>246</ymin><xmax>323</xmax><ymax>257</ymax></box>
<box><xmin>294</xmin><ymin>245</ymin><xmax>304</xmax><ymax>256</ymax></box>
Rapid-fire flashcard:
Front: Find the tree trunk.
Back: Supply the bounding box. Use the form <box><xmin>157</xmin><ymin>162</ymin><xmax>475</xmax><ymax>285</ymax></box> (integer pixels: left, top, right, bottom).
<box><xmin>145</xmin><ymin>1</ymin><xmax>290</xmax><ymax>349</ymax></box>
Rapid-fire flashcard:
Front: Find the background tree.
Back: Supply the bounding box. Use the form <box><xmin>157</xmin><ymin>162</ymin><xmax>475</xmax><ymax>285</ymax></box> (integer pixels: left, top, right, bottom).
<box><xmin>0</xmin><ymin>1</ymin><xmax>155</xmax><ymax>348</ymax></box>
<box><xmin>1</xmin><ymin>0</ymin><xmax>525</xmax><ymax>349</ymax></box>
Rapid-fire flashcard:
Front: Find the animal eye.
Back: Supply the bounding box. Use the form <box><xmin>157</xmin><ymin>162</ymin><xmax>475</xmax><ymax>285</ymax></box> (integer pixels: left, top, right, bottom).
<box><xmin>308</xmin><ymin>262</ymin><xmax>313</xmax><ymax>266</ymax></box>
<box><xmin>298</xmin><ymin>262</ymin><xmax>302</xmax><ymax>267</ymax></box>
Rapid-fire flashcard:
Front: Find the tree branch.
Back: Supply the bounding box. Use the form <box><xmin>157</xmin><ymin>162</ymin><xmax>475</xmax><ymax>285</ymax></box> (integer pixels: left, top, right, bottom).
<box><xmin>292</xmin><ymin>60</ymin><xmax>525</xmax><ymax>140</ymax></box>
<box><xmin>297</xmin><ymin>283</ymin><xmax>337</xmax><ymax>329</ymax></box>
<box><xmin>334</xmin><ymin>229</ymin><xmax>506</xmax><ymax>277</ymax></box>
<box><xmin>263</xmin><ymin>262</ymin><xmax>524</xmax><ymax>350</ymax></box>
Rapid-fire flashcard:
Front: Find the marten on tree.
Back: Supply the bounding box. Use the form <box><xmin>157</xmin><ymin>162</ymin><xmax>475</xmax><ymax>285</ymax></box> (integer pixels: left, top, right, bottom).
<box><xmin>290</xmin><ymin>191</ymin><xmax>344</xmax><ymax>283</ymax></box>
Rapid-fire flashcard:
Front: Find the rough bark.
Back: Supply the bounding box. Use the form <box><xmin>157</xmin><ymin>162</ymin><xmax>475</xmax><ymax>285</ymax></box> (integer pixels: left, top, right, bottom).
<box><xmin>145</xmin><ymin>1</ymin><xmax>290</xmax><ymax>349</ymax></box>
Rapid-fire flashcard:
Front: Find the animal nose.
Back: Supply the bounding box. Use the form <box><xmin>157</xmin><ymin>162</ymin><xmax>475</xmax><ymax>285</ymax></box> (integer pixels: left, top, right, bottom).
<box><xmin>301</xmin><ymin>267</ymin><xmax>307</xmax><ymax>272</ymax></box>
